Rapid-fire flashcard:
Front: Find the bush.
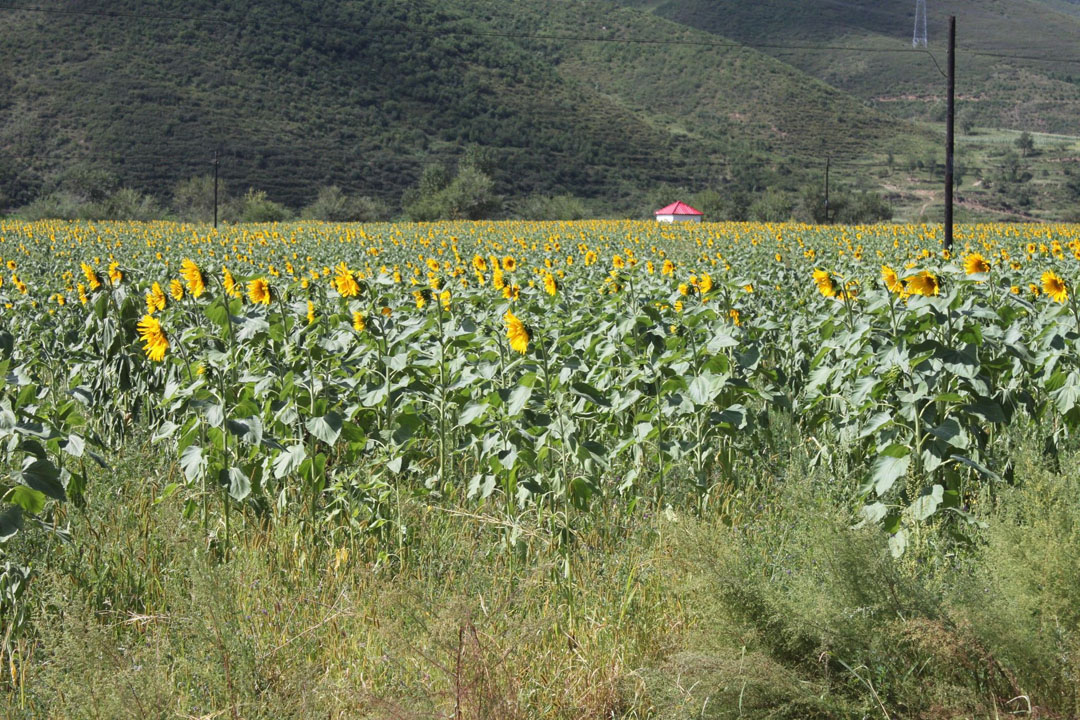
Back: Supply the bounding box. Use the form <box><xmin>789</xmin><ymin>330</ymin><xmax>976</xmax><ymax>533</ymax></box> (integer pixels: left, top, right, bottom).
<box><xmin>749</xmin><ymin>188</ymin><xmax>792</xmax><ymax>222</ymax></box>
<box><xmin>173</xmin><ymin>174</ymin><xmax>228</xmax><ymax>224</ymax></box>
<box><xmin>236</xmin><ymin>188</ymin><xmax>292</xmax><ymax>223</ymax></box>
<box><xmin>300</xmin><ymin>186</ymin><xmax>382</xmax><ymax>222</ymax></box>
<box><xmin>516</xmin><ymin>193</ymin><xmax>589</xmax><ymax>220</ymax></box>
<box><xmin>403</xmin><ymin>163</ymin><xmax>501</xmax><ymax>221</ymax></box>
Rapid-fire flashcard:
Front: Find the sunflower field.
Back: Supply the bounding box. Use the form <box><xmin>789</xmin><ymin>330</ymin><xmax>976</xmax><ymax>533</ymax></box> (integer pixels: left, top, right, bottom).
<box><xmin>5</xmin><ymin>218</ymin><xmax>1080</xmax><ymax>714</ymax></box>
<box><xmin>3</xmin><ymin>219</ymin><xmax>1080</xmax><ymax>555</ymax></box>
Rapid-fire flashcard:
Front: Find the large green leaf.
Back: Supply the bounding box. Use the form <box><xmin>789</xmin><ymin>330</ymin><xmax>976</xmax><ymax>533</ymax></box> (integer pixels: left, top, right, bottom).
<box><xmin>273</xmin><ymin>444</ymin><xmax>307</xmax><ymax>479</ymax></box>
<box><xmin>180</xmin><ymin>444</ymin><xmax>207</xmax><ymax>482</ymax></box>
<box><xmin>870</xmin><ymin>445</ymin><xmax>910</xmax><ymax>496</ymax></box>
<box><xmin>306</xmin><ymin>412</ymin><xmax>342</xmax><ymax>445</ymax></box>
<box><xmin>19</xmin><ymin>459</ymin><xmax>65</xmax><ymax>501</ymax></box>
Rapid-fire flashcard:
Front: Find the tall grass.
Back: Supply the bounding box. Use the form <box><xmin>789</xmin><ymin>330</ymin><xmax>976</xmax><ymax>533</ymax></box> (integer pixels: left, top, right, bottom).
<box><xmin>4</xmin><ymin>418</ymin><xmax>1080</xmax><ymax>718</ymax></box>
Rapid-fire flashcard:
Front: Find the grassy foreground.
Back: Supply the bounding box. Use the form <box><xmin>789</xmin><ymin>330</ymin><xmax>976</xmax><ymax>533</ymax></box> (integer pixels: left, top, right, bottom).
<box><xmin>1</xmin><ymin>417</ymin><xmax>1078</xmax><ymax>719</ymax></box>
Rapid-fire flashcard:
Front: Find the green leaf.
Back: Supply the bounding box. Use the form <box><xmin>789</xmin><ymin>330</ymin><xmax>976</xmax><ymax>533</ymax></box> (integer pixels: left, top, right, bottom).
<box><xmin>224</xmin><ymin>467</ymin><xmax>250</xmax><ymax>501</ymax></box>
<box><xmin>180</xmin><ymin>444</ymin><xmax>207</xmax><ymax>482</ymax></box>
<box><xmin>888</xmin><ymin>528</ymin><xmax>908</xmax><ymax>558</ymax></box>
<box><xmin>0</xmin><ymin>505</ymin><xmax>23</xmax><ymax>542</ymax></box>
<box><xmin>950</xmin><ymin>454</ymin><xmax>1001</xmax><ymax>482</ymax></box>
<box><xmin>929</xmin><ymin>419</ymin><xmax>970</xmax><ymax>450</ymax></box>
<box><xmin>857</xmin><ymin>502</ymin><xmax>888</xmax><ymax>527</ymax></box>
<box><xmin>9</xmin><ymin>487</ymin><xmax>45</xmax><ymax>515</ymax></box>
<box><xmin>859</xmin><ymin>411</ymin><xmax>894</xmax><ymax>439</ymax></box>
<box><xmin>63</xmin><ymin>433</ymin><xmax>85</xmax><ymax>458</ymax></box>
<box><xmin>909</xmin><ymin>484</ymin><xmax>945</xmax><ymax>521</ymax></box>
<box><xmin>687</xmin><ymin>374</ymin><xmax>724</xmax><ymax>406</ymax></box>
<box><xmin>457</xmin><ymin>402</ymin><xmax>490</xmax><ymax>428</ymax></box>
<box><xmin>870</xmin><ymin>445</ymin><xmax>910</xmax><ymax>496</ymax></box>
<box><xmin>306</xmin><ymin>412</ymin><xmax>342</xmax><ymax>445</ymax></box>
<box><xmin>570</xmin><ymin>381</ymin><xmax>611</xmax><ymax>408</ymax></box>
<box><xmin>507</xmin><ymin>384</ymin><xmax>532</xmax><ymax>416</ymax></box>
<box><xmin>273</xmin><ymin>444</ymin><xmax>307</xmax><ymax>479</ymax></box>
<box><xmin>19</xmin><ymin>459</ymin><xmax>65</xmax><ymax>501</ymax></box>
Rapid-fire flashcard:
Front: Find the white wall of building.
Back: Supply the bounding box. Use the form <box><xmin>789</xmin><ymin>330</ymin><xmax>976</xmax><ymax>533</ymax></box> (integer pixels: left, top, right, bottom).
<box><xmin>656</xmin><ymin>214</ymin><xmax>702</xmax><ymax>223</ymax></box>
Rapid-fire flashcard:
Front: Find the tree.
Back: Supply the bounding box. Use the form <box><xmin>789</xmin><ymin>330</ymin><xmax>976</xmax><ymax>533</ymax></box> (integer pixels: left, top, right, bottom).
<box><xmin>174</xmin><ymin>174</ymin><xmax>228</xmax><ymax>223</ymax></box>
<box><xmin>403</xmin><ymin>162</ymin><xmax>501</xmax><ymax>221</ymax></box>
<box><xmin>301</xmin><ymin>186</ymin><xmax>382</xmax><ymax>222</ymax></box>
<box><xmin>749</xmin><ymin>188</ymin><xmax>792</xmax><ymax>222</ymax></box>
<box><xmin>1015</xmin><ymin>131</ymin><xmax>1035</xmax><ymax>157</ymax></box>
<box><xmin>237</xmin><ymin>188</ymin><xmax>291</xmax><ymax>223</ymax></box>
<box><xmin>959</xmin><ymin>110</ymin><xmax>976</xmax><ymax>135</ymax></box>
<box><xmin>517</xmin><ymin>193</ymin><xmax>589</xmax><ymax>220</ymax></box>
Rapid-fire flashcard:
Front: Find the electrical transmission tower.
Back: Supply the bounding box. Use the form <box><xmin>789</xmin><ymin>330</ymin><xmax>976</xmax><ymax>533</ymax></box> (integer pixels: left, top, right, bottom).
<box><xmin>913</xmin><ymin>0</ymin><xmax>928</xmax><ymax>47</ymax></box>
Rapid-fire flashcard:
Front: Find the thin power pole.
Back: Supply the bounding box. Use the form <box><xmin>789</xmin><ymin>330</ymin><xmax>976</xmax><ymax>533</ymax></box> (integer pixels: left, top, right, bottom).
<box><xmin>824</xmin><ymin>157</ymin><xmax>831</xmax><ymax>223</ymax></box>
<box><xmin>212</xmin><ymin>150</ymin><xmax>220</xmax><ymax>229</ymax></box>
<box><xmin>944</xmin><ymin>16</ymin><xmax>955</xmax><ymax>251</ymax></box>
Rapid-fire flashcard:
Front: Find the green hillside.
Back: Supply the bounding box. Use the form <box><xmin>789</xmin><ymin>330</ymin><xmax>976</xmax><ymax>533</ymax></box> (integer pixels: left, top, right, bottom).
<box><xmin>0</xmin><ymin>0</ymin><xmax>923</xmax><ymax>215</ymax></box>
<box><xmin>622</xmin><ymin>0</ymin><xmax>1080</xmax><ymax>134</ymax></box>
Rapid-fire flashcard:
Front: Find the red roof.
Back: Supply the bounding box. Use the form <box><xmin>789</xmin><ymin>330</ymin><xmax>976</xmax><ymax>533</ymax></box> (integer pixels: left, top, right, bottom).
<box><xmin>654</xmin><ymin>201</ymin><xmax>703</xmax><ymax>216</ymax></box>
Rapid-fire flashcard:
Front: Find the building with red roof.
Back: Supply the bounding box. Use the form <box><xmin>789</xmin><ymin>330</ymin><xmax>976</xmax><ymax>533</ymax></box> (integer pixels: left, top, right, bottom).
<box><xmin>654</xmin><ymin>201</ymin><xmax>703</xmax><ymax>223</ymax></box>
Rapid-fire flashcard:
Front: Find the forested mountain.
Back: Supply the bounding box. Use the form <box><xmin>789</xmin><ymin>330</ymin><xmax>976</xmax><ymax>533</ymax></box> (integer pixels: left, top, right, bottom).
<box><xmin>0</xmin><ymin>0</ymin><xmax>921</xmax><ymax>214</ymax></box>
<box><xmin>620</xmin><ymin>0</ymin><xmax>1080</xmax><ymax>134</ymax></box>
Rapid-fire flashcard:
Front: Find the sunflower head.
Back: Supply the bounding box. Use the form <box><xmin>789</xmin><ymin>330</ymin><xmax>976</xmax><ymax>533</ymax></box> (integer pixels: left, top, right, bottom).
<box><xmin>136</xmin><ymin>314</ymin><xmax>169</xmax><ymax>362</ymax></box>
<box><xmin>881</xmin><ymin>265</ymin><xmax>904</xmax><ymax>295</ymax></box>
<box><xmin>248</xmin><ymin>277</ymin><xmax>271</xmax><ymax>305</ymax></box>
<box><xmin>904</xmin><ymin>270</ymin><xmax>940</xmax><ymax>297</ymax></box>
<box><xmin>180</xmin><ymin>259</ymin><xmax>205</xmax><ymax>298</ymax></box>
<box><xmin>504</xmin><ymin>310</ymin><xmax>530</xmax><ymax>354</ymax></box>
<box><xmin>1042</xmin><ymin>270</ymin><xmax>1068</xmax><ymax>303</ymax></box>
<box><xmin>963</xmin><ymin>253</ymin><xmax>991</xmax><ymax>275</ymax></box>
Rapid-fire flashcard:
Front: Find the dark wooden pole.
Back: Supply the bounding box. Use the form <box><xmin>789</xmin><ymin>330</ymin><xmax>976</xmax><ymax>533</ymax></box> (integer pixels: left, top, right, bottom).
<box><xmin>945</xmin><ymin>16</ymin><xmax>955</xmax><ymax>250</ymax></box>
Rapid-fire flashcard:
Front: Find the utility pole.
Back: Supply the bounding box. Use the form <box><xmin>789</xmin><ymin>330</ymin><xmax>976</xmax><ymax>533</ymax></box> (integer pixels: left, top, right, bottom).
<box><xmin>212</xmin><ymin>150</ymin><xmax>220</xmax><ymax>229</ymax></box>
<box><xmin>944</xmin><ymin>16</ymin><xmax>955</xmax><ymax>251</ymax></box>
<box><xmin>824</xmin><ymin>157</ymin><xmax>831</xmax><ymax>224</ymax></box>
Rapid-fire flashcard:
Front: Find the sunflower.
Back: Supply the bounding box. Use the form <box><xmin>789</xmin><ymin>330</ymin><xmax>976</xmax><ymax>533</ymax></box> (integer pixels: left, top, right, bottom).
<box><xmin>306</xmin><ymin>301</ymin><xmax>315</xmax><ymax>324</ymax></box>
<box><xmin>1042</xmin><ymin>270</ymin><xmax>1068</xmax><ymax>303</ymax></box>
<box><xmin>334</xmin><ymin>262</ymin><xmax>360</xmax><ymax>297</ymax></box>
<box><xmin>881</xmin><ymin>265</ymin><xmax>904</xmax><ymax>294</ymax></box>
<box><xmin>353</xmin><ymin>311</ymin><xmax>366</xmax><ymax>332</ymax></box>
<box><xmin>963</xmin><ymin>253</ymin><xmax>991</xmax><ymax>275</ymax></box>
<box><xmin>661</xmin><ymin>259</ymin><xmax>675</xmax><ymax>276</ymax></box>
<box><xmin>413</xmin><ymin>290</ymin><xmax>426</xmax><ymax>309</ymax></box>
<box><xmin>472</xmin><ymin>255</ymin><xmax>487</xmax><ymax>273</ymax></box>
<box><xmin>169</xmin><ymin>278</ymin><xmax>185</xmax><ymax>301</ymax></box>
<box><xmin>248</xmin><ymin>277</ymin><xmax>271</xmax><ymax>305</ymax></box>
<box><xmin>813</xmin><ymin>269</ymin><xmax>838</xmax><ymax>298</ymax></box>
<box><xmin>77</xmin><ymin>283</ymin><xmax>89</xmax><ymax>305</ymax></box>
<box><xmin>698</xmin><ymin>273</ymin><xmax>713</xmax><ymax>294</ymax></box>
<box><xmin>612</xmin><ymin>255</ymin><xmax>625</xmax><ymax>270</ymax></box>
<box><xmin>439</xmin><ymin>289</ymin><xmax>452</xmax><ymax>311</ymax></box>
<box><xmin>729</xmin><ymin>308</ymin><xmax>741</xmax><ymax>326</ymax></box>
<box><xmin>543</xmin><ymin>272</ymin><xmax>558</xmax><ymax>297</ymax></box>
<box><xmin>180</xmin><ymin>259</ymin><xmax>205</xmax><ymax>298</ymax></box>
<box><xmin>904</xmin><ymin>270</ymin><xmax>940</xmax><ymax>297</ymax></box>
<box><xmin>502</xmin><ymin>256</ymin><xmax>517</xmax><ymax>272</ymax></box>
<box><xmin>504</xmin><ymin>311</ymin><xmax>530</xmax><ymax>354</ymax></box>
<box><xmin>145</xmin><ymin>282</ymin><xmax>167</xmax><ymax>314</ymax></box>
<box><xmin>136</xmin><ymin>314</ymin><xmax>169</xmax><ymax>362</ymax></box>
<box><xmin>108</xmin><ymin>262</ymin><xmax>123</xmax><ymax>286</ymax></box>
<box><xmin>81</xmin><ymin>262</ymin><xmax>102</xmax><ymax>291</ymax></box>
<box><xmin>584</xmin><ymin>250</ymin><xmax>597</xmax><ymax>266</ymax></box>
<box><xmin>223</xmin><ymin>267</ymin><xmax>242</xmax><ymax>298</ymax></box>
